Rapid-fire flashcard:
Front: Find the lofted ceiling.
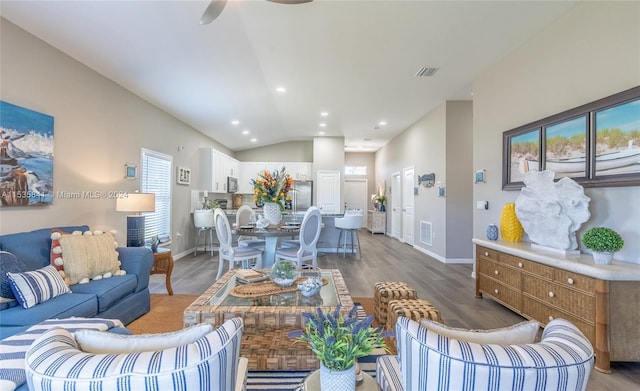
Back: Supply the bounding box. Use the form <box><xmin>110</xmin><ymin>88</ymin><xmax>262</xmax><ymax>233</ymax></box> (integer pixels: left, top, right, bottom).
<box><xmin>0</xmin><ymin>0</ymin><xmax>578</xmax><ymax>152</ymax></box>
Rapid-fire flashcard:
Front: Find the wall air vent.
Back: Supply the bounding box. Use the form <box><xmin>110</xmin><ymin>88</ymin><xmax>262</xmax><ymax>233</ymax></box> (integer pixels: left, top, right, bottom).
<box><xmin>415</xmin><ymin>67</ymin><xmax>439</xmax><ymax>77</ymax></box>
<box><xmin>420</xmin><ymin>221</ymin><xmax>433</xmax><ymax>246</ymax></box>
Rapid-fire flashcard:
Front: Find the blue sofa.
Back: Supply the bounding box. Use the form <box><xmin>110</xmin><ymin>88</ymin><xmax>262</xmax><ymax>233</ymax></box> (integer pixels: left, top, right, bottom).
<box><xmin>0</xmin><ymin>225</ymin><xmax>153</xmax><ymax>339</ymax></box>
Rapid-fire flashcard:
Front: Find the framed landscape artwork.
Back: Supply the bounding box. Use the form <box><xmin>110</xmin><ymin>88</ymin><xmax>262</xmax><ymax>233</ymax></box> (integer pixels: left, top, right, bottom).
<box><xmin>0</xmin><ymin>101</ymin><xmax>54</xmax><ymax>206</ymax></box>
<box><xmin>503</xmin><ymin>86</ymin><xmax>640</xmax><ymax>190</ymax></box>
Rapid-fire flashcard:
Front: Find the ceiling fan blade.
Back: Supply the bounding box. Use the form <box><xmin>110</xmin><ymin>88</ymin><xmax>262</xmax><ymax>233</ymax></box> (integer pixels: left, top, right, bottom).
<box><xmin>200</xmin><ymin>0</ymin><xmax>228</xmax><ymax>25</ymax></box>
<box><xmin>266</xmin><ymin>0</ymin><xmax>313</xmax><ymax>4</ymax></box>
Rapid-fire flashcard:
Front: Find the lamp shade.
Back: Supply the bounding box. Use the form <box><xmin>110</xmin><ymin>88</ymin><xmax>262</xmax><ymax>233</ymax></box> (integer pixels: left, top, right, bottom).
<box><xmin>116</xmin><ymin>193</ymin><xmax>155</xmax><ymax>213</ymax></box>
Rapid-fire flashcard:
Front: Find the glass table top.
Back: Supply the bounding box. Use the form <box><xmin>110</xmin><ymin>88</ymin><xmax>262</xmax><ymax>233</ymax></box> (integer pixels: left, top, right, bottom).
<box><xmin>204</xmin><ymin>270</ymin><xmax>340</xmax><ymax>308</ymax></box>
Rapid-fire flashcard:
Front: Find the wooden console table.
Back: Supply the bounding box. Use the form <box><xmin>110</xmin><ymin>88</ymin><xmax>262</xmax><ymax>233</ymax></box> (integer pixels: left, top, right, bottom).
<box><xmin>152</xmin><ymin>248</ymin><xmax>174</xmax><ymax>295</ymax></box>
<box><xmin>367</xmin><ymin>210</ymin><xmax>385</xmax><ymax>234</ymax></box>
<box><xmin>473</xmin><ymin>238</ymin><xmax>640</xmax><ymax>373</ymax></box>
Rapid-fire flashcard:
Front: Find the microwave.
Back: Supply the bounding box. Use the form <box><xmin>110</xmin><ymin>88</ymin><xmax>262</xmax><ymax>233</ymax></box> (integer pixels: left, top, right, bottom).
<box><xmin>227</xmin><ymin>176</ymin><xmax>238</xmax><ymax>193</ymax></box>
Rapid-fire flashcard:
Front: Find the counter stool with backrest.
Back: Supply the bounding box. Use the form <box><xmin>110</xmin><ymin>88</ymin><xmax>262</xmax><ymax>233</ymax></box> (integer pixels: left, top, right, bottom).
<box><xmin>214</xmin><ymin>208</ymin><xmax>263</xmax><ymax>280</ymax></box>
<box><xmin>334</xmin><ymin>209</ymin><xmax>363</xmax><ymax>259</ymax></box>
<box><xmin>193</xmin><ymin>209</ymin><xmax>215</xmax><ymax>257</ymax></box>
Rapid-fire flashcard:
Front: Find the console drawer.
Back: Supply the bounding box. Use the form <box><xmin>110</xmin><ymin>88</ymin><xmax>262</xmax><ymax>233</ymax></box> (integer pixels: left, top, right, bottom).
<box><xmin>478</xmin><ymin>258</ymin><xmax>521</xmax><ymax>290</ymax></box>
<box><xmin>522</xmin><ymin>275</ymin><xmax>594</xmax><ymax>320</ymax></box>
<box><xmin>478</xmin><ymin>277</ymin><xmax>521</xmax><ymax>312</ymax></box>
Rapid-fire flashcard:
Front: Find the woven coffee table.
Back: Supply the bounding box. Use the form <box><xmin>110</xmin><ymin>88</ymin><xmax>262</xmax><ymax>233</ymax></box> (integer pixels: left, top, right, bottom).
<box><xmin>184</xmin><ymin>269</ymin><xmax>354</xmax><ymax>370</ymax></box>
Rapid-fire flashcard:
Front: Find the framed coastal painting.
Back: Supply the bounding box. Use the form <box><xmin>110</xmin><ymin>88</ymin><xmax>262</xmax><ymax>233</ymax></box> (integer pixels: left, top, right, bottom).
<box><xmin>0</xmin><ymin>101</ymin><xmax>54</xmax><ymax>206</ymax></box>
<box><xmin>503</xmin><ymin>86</ymin><xmax>640</xmax><ymax>190</ymax></box>
<box><xmin>503</xmin><ymin>127</ymin><xmax>540</xmax><ymax>189</ymax></box>
<box><xmin>592</xmin><ymin>98</ymin><xmax>640</xmax><ymax>179</ymax></box>
<box><xmin>543</xmin><ymin>115</ymin><xmax>588</xmax><ymax>180</ymax></box>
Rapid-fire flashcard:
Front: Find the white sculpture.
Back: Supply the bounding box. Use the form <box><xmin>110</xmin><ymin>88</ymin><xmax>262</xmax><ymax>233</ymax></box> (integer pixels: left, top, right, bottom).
<box><xmin>515</xmin><ymin>170</ymin><xmax>590</xmax><ymax>251</ymax></box>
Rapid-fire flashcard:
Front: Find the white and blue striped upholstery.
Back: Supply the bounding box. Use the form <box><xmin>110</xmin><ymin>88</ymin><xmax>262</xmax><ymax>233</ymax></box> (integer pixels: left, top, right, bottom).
<box><xmin>25</xmin><ymin>318</ymin><xmax>245</xmax><ymax>391</ymax></box>
<box><xmin>6</xmin><ymin>265</ymin><xmax>70</xmax><ymax>309</ymax></box>
<box><xmin>377</xmin><ymin>317</ymin><xmax>594</xmax><ymax>391</ymax></box>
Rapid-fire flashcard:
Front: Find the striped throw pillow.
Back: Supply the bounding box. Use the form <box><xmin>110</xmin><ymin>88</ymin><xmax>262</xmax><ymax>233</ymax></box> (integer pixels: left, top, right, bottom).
<box><xmin>6</xmin><ymin>265</ymin><xmax>71</xmax><ymax>309</ymax></box>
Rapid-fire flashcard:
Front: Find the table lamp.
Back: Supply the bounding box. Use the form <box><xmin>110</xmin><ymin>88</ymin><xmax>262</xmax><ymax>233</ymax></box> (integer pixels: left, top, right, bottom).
<box><xmin>116</xmin><ymin>192</ymin><xmax>156</xmax><ymax>247</ymax></box>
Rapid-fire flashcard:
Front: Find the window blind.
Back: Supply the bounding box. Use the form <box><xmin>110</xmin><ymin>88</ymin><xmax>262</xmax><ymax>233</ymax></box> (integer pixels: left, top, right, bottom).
<box><xmin>141</xmin><ymin>148</ymin><xmax>172</xmax><ymax>242</ymax></box>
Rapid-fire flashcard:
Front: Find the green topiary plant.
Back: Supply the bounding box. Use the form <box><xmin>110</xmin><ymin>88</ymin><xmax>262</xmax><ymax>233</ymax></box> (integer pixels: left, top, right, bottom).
<box><xmin>582</xmin><ymin>227</ymin><xmax>624</xmax><ymax>253</ymax></box>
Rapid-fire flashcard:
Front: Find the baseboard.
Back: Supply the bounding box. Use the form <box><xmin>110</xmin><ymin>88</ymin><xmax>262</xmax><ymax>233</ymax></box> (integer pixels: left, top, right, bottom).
<box><xmin>413</xmin><ymin>245</ymin><xmax>474</xmax><ymax>264</ymax></box>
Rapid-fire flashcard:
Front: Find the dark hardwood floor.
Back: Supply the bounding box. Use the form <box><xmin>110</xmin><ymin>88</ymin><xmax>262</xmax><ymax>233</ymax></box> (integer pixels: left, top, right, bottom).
<box><xmin>149</xmin><ymin>230</ymin><xmax>639</xmax><ymax>390</ymax></box>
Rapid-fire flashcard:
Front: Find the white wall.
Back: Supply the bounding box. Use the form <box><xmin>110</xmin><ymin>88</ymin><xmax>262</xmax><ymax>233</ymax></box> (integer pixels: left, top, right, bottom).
<box><xmin>234</xmin><ymin>141</ymin><xmax>313</xmax><ymax>162</ymax></box>
<box><xmin>0</xmin><ymin>19</ymin><xmax>226</xmax><ymax>256</ymax></box>
<box><xmin>473</xmin><ymin>1</ymin><xmax>640</xmax><ymax>264</ymax></box>
<box><xmin>376</xmin><ymin>101</ymin><xmax>473</xmax><ymax>262</ymax></box>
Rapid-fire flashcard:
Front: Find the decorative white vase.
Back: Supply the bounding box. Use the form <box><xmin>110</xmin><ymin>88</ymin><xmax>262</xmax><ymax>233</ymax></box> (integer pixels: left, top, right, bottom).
<box><xmin>592</xmin><ymin>251</ymin><xmax>614</xmax><ymax>265</ymax></box>
<box><xmin>320</xmin><ymin>363</ymin><xmax>356</xmax><ymax>391</ymax></box>
<box><xmin>263</xmin><ymin>202</ymin><xmax>282</xmax><ymax>225</ymax></box>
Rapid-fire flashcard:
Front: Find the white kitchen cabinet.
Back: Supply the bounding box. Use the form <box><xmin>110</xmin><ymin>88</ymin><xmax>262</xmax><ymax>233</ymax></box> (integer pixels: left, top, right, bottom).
<box><xmin>286</xmin><ymin>162</ymin><xmax>312</xmax><ymax>180</ymax></box>
<box><xmin>200</xmin><ymin>148</ymin><xmax>238</xmax><ymax>193</ymax></box>
<box><xmin>239</xmin><ymin>162</ymin><xmax>265</xmax><ymax>194</ymax></box>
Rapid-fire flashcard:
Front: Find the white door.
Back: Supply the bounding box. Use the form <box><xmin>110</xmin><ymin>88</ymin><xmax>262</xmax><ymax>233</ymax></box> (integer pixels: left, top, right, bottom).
<box><xmin>317</xmin><ymin>170</ymin><xmax>341</xmax><ymax>214</ymax></box>
<box><xmin>391</xmin><ymin>172</ymin><xmax>401</xmax><ymax>239</ymax></box>
<box><xmin>344</xmin><ymin>179</ymin><xmax>368</xmax><ymax>228</ymax></box>
<box><xmin>402</xmin><ymin>166</ymin><xmax>415</xmax><ymax>245</ymax></box>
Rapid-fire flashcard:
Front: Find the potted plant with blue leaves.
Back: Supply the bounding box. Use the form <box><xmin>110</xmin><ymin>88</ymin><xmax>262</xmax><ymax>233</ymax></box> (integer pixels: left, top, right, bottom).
<box><xmin>288</xmin><ymin>305</ymin><xmax>388</xmax><ymax>391</ymax></box>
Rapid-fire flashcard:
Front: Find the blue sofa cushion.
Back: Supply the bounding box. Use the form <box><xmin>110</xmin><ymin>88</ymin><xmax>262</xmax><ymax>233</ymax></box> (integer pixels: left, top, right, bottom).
<box><xmin>0</xmin><ymin>292</ymin><xmax>97</xmax><ymax>327</ymax></box>
<box><xmin>0</xmin><ymin>251</ymin><xmax>27</xmax><ymax>308</ymax></box>
<box><xmin>0</xmin><ymin>226</ymin><xmax>89</xmax><ymax>271</ymax></box>
<box><xmin>70</xmin><ymin>275</ymin><xmax>137</xmax><ymax>313</ymax></box>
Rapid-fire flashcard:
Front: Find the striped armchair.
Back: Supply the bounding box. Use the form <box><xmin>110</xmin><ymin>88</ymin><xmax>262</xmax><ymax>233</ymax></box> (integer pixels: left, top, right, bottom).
<box><xmin>25</xmin><ymin>318</ymin><xmax>247</xmax><ymax>391</ymax></box>
<box><xmin>377</xmin><ymin>317</ymin><xmax>594</xmax><ymax>391</ymax></box>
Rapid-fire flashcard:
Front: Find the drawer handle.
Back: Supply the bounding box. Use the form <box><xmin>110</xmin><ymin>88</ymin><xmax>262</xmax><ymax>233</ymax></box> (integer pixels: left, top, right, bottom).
<box><xmin>494</xmin><ymin>270</ymin><xmax>499</xmax><ymax>275</ymax></box>
<box><xmin>567</xmin><ymin>278</ymin><xmax>574</xmax><ymax>285</ymax></box>
<box><xmin>548</xmin><ymin>291</ymin><xmax>555</xmax><ymax>298</ymax></box>
<box><xmin>484</xmin><ymin>252</ymin><xmax>489</xmax><ymax>257</ymax></box>
<box><xmin>548</xmin><ymin>316</ymin><xmax>554</xmax><ymax>322</ymax></box>
<box><xmin>518</xmin><ymin>262</ymin><xmax>523</xmax><ymax>268</ymax></box>
<box><xmin>494</xmin><ymin>288</ymin><xmax>499</xmax><ymax>295</ymax></box>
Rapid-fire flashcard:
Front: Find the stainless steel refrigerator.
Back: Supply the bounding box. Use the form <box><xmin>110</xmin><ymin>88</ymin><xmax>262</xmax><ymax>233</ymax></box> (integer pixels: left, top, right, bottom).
<box><xmin>292</xmin><ymin>180</ymin><xmax>313</xmax><ymax>212</ymax></box>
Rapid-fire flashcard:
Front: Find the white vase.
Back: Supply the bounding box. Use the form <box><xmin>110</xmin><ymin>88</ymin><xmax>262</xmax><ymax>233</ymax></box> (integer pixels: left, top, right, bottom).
<box><xmin>320</xmin><ymin>363</ymin><xmax>356</xmax><ymax>391</ymax></box>
<box><xmin>263</xmin><ymin>202</ymin><xmax>282</xmax><ymax>225</ymax></box>
<box><xmin>592</xmin><ymin>251</ymin><xmax>614</xmax><ymax>265</ymax></box>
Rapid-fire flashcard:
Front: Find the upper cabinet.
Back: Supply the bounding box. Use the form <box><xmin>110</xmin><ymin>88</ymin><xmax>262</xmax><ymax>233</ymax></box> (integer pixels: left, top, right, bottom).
<box><xmin>199</xmin><ymin>148</ymin><xmax>240</xmax><ymax>193</ymax></box>
<box><xmin>237</xmin><ymin>162</ymin><xmax>313</xmax><ymax>194</ymax></box>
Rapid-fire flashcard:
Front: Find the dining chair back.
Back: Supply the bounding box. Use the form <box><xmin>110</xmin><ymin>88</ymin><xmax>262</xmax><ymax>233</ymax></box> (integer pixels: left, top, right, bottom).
<box><xmin>275</xmin><ymin>206</ymin><xmax>322</xmax><ymax>269</ymax></box>
<box><xmin>214</xmin><ymin>208</ymin><xmax>263</xmax><ymax>280</ymax></box>
<box><xmin>236</xmin><ymin>205</ymin><xmax>265</xmax><ymax>248</ymax></box>
<box><xmin>193</xmin><ymin>209</ymin><xmax>215</xmax><ymax>256</ymax></box>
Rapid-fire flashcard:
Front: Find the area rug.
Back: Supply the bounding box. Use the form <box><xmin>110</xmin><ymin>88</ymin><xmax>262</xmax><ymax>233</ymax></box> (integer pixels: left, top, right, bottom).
<box><xmin>127</xmin><ymin>294</ymin><xmax>198</xmax><ymax>334</ymax></box>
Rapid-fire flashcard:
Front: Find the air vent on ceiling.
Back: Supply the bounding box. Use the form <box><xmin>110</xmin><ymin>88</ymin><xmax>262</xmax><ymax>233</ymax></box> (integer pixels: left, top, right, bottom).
<box><xmin>415</xmin><ymin>67</ymin><xmax>439</xmax><ymax>77</ymax></box>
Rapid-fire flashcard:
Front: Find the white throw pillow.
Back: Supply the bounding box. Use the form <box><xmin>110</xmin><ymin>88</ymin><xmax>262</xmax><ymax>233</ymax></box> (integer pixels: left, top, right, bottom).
<box><xmin>75</xmin><ymin>323</ymin><xmax>214</xmax><ymax>354</ymax></box>
<box><xmin>419</xmin><ymin>318</ymin><xmax>539</xmax><ymax>345</ymax></box>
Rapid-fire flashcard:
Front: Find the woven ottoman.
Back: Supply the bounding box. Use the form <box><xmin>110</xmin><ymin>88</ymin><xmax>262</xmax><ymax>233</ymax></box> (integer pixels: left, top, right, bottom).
<box><xmin>387</xmin><ymin>299</ymin><xmax>442</xmax><ymax>350</ymax></box>
<box><xmin>373</xmin><ymin>282</ymin><xmax>418</xmax><ymax>325</ymax></box>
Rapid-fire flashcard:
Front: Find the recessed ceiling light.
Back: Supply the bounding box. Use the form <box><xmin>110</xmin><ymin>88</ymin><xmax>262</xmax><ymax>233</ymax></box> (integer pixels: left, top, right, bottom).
<box><xmin>242</xmin><ymin>130</ymin><xmax>250</xmax><ymax>135</ymax></box>
<box><xmin>319</xmin><ymin>123</ymin><xmax>327</xmax><ymax>127</ymax></box>
<box><xmin>379</xmin><ymin>121</ymin><xmax>387</xmax><ymax>126</ymax></box>
<box><xmin>250</xmin><ymin>138</ymin><xmax>257</xmax><ymax>142</ymax></box>
<box><xmin>319</xmin><ymin>131</ymin><xmax>325</xmax><ymax>136</ymax></box>
<box><xmin>320</xmin><ymin>111</ymin><xmax>329</xmax><ymax>117</ymax></box>
<box><xmin>276</xmin><ymin>86</ymin><xmax>286</xmax><ymax>93</ymax></box>
<box><xmin>231</xmin><ymin>120</ymin><xmax>240</xmax><ymax>126</ymax></box>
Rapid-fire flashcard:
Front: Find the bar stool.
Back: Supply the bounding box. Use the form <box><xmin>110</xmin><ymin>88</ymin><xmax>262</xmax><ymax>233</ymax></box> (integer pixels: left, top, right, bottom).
<box><xmin>334</xmin><ymin>211</ymin><xmax>363</xmax><ymax>259</ymax></box>
<box><xmin>193</xmin><ymin>209</ymin><xmax>215</xmax><ymax>256</ymax></box>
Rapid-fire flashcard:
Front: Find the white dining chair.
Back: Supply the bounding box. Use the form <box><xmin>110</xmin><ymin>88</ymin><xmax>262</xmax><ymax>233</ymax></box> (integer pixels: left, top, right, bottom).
<box><xmin>214</xmin><ymin>208</ymin><xmax>263</xmax><ymax>280</ymax></box>
<box><xmin>193</xmin><ymin>209</ymin><xmax>215</xmax><ymax>257</ymax></box>
<box><xmin>274</xmin><ymin>206</ymin><xmax>322</xmax><ymax>269</ymax></box>
<box><xmin>235</xmin><ymin>205</ymin><xmax>266</xmax><ymax>249</ymax></box>
<box><xmin>334</xmin><ymin>209</ymin><xmax>363</xmax><ymax>259</ymax></box>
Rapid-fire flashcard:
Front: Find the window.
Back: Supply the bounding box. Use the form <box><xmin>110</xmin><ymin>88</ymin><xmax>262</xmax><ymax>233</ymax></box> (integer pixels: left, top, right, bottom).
<box><xmin>141</xmin><ymin>148</ymin><xmax>172</xmax><ymax>242</ymax></box>
<box><xmin>344</xmin><ymin>166</ymin><xmax>367</xmax><ymax>176</ymax></box>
